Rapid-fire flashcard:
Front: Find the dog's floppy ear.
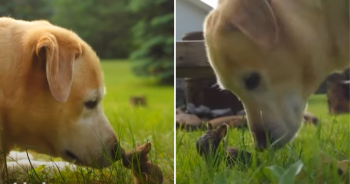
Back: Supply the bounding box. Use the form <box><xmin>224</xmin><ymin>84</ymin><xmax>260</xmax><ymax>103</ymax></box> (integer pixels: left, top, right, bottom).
<box><xmin>229</xmin><ymin>0</ymin><xmax>278</xmax><ymax>48</ymax></box>
<box><xmin>35</xmin><ymin>33</ymin><xmax>81</xmax><ymax>102</ymax></box>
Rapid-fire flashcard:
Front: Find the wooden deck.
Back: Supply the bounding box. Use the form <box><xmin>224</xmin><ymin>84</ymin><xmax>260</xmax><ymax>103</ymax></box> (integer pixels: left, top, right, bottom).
<box><xmin>176</xmin><ymin>41</ymin><xmax>214</xmax><ymax>78</ymax></box>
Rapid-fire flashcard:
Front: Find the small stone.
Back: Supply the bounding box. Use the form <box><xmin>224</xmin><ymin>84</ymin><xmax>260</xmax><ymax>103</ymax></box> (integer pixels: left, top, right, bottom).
<box><xmin>236</xmin><ymin>109</ymin><xmax>246</xmax><ymax>116</ymax></box>
<box><xmin>302</xmin><ymin>111</ymin><xmax>318</xmax><ymax>125</ymax></box>
<box><xmin>211</xmin><ymin>108</ymin><xmax>234</xmax><ymax>118</ymax></box>
<box><xmin>209</xmin><ymin>115</ymin><xmax>247</xmax><ymax>129</ymax></box>
<box><xmin>176</xmin><ymin>113</ymin><xmax>202</xmax><ymax>130</ymax></box>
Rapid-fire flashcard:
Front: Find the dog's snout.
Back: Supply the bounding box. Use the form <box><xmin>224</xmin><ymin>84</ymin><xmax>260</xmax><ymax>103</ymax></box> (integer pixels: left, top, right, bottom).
<box><xmin>112</xmin><ymin>142</ymin><xmax>124</xmax><ymax>161</ymax></box>
<box><xmin>252</xmin><ymin>130</ymin><xmax>272</xmax><ymax>150</ymax></box>
<box><xmin>252</xmin><ymin>126</ymin><xmax>295</xmax><ymax>150</ymax></box>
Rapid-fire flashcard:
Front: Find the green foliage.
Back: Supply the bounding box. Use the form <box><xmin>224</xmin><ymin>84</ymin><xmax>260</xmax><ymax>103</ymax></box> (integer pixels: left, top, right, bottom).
<box><xmin>0</xmin><ymin>0</ymin><xmax>143</xmax><ymax>59</ymax></box>
<box><xmin>128</xmin><ymin>0</ymin><xmax>174</xmax><ymax>84</ymax></box>
<box><xmin>0</xmin><ymin>0</ymin><xmax>174</xmax><ymax>82</ymax></box>
<box><xmin>50</xmin><ymin>0</ymin><xmax>135</xmax><ymax>59</ymax></box>
<box><xmin>0</xmin><ymin>0</ymin><xmax>53</xmax><ymax>20</ymax></box>
<box><xmin>264</xmin><ymin>160</ymin><xmax>304</xmax><ymax>184</ymax></box>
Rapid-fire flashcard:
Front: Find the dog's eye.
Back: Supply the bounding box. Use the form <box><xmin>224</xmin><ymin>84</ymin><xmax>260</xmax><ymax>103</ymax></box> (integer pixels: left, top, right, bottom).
<box><xmin>85</xmin><ymin>100</ymin><xmax>98</xmax><ymax>109</ymax></box>
<box><xmin>244</xmin><ymin>72</ymin><xmax>261</xmax><ymax>90</ymax></box>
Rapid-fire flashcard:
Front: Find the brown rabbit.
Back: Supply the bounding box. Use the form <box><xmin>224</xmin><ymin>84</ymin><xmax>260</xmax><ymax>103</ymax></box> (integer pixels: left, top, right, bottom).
<box><xmin>122</xmin><ymin>142</ymin><xmax>163</xmax><ymax>184</ymax></box>
<box><xmin>196</xmin><ymin>123</ymin><xmax>254</xmax><ymax>168</ymax></box>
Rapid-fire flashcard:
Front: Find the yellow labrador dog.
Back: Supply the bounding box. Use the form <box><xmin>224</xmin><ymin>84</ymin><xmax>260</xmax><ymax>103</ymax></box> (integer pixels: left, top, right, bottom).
<box><xmin>0</xmin><ymin>17</ymin><xmax>124</xmax><ymax>179</ymax></box>
<box><xmin>204</xmin><ymin>0</ymin><xmax>349</xmax><ymax>149</ymax></box>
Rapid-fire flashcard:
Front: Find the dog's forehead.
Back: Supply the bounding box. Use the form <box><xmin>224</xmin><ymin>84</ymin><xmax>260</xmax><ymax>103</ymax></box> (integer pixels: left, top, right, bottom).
<box><xmin>206</xmin><ymin>35</ymin><xmax>269</xmax><ymax>87</ymax></box>
<box><xmin>205</xmin><ymin>12</ymin><xmax>270</xmax><ymax>70</ymax></box>
<box><xmin>85</xmin><ymin>87</ymin><xmax>105</xmax><ymax>100</ymax></box>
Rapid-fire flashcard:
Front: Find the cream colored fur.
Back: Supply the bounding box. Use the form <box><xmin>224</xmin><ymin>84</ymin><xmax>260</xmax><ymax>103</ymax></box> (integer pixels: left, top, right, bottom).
<box><xmin>204</xmin><ymin>0</ymin><xmax>349</xmax><ymax>149</ymax></box>
<box><xmin>0</xmin><ymin>17</ymin><xmax>124</xmax><ymax>181</ymax></box>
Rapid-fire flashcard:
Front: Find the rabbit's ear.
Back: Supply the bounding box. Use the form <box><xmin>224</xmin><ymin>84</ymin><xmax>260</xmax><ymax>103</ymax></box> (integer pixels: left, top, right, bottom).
<box><xmin>216</xmin><ymin>124</ymin><xmax>229</xmax><ymax>140</ymax></box>
<box><xmin>207</xmin><ymin>122</ymin><xmax>213</xmax><ymax>130</ymax></box>
<box><xmin>140</xmin><ymin>142</ymin><xmax>151</xmax><ymax>155</ymax></box>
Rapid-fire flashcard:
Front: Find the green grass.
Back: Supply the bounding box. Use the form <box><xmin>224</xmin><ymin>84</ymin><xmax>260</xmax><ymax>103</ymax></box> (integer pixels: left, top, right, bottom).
<box><xmin>176</xmin><ymin>94</ymin><xmax>350</xmax><ymax>184</ymax></box>
<box><xmin>7</xmin><ymin>60</ymin><xmax>174</xmax><ymax>183</ymax></box>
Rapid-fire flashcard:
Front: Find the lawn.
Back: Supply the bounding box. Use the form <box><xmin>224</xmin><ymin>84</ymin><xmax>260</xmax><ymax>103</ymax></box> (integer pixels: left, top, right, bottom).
<box><xmin>176</xmin><ymin>94</ymin><xmax>350</xmax><ymax>184</ymax></box>
<box><xmin>7</xmin><ymin>60</ymin><xmax>174</xmax><ymax>183</ymax></box>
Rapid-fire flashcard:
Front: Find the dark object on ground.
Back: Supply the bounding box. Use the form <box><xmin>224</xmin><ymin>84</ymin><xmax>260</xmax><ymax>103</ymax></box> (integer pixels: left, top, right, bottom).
<box><xmin>302</xmin><ymin>111</ymin><xmax>319</xmax><ymax>125</ymax></box>
<box><xmin>130</xmin><ymin>96</ymin><xmax>147</xmax><ymax>107</ymax></box>
<box><xmin>185</xmin><ymin>78</ymin><xmax>244</xmax><ymax>114</ymax></box>
<box><xmin>122</xmin><ymin>142</ymin><xmax>163</xmax><ymax>184</ymax></box>
<box><xmin>327</xmin><ymin>70</ymin><xmax>350</xmax><ymax>114</ymax></box>
<box><xmin>196</xmin><ymin>123</ymin><xmax>254</xmax><ymax>168</ymax></box>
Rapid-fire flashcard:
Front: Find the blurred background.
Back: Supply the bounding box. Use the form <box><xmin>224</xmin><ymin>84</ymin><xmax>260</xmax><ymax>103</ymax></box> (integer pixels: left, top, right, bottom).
<box><xmin>1</xmin><ymin>1</ymin><xmax>174</xmax><ymax>183</ymax></box>
<box><xmin>0</xmin><ymin>0</ymin><xmax>174</xmax><ymax>84</ymax></box>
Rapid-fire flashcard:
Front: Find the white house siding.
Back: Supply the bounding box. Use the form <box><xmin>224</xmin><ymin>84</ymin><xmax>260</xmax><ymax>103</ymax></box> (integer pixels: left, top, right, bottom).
<box><xmin>176</xmin><ymin>0</ymin><xmax>209</xmax><ymax>41</ymax></box>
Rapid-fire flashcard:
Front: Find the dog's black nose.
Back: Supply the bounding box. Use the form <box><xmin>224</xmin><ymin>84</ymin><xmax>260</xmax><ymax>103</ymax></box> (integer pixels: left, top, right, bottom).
<box><xmin>253</xmin><ymin>130</ymin><xmax>269</xmax><ymax>150</ymax></box>
<box><xmin>112</xmin><ymin>142</ymin><xmax>124</xmax><ymax>161</ymax></box>
<box><xmin>65</xmin><ymin>150</ymin><xmax>79</xmax><ymax>160</ymax></box>
<box><xmin>253</xmin><ymin>130</ymin><xmax>286</xmax><ymax>151</ymax></box>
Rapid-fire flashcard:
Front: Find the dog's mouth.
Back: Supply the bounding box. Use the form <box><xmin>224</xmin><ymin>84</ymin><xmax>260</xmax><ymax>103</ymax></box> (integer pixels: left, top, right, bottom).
<box><xmin>65</xmin><ymin>150</ymin><xmax>79</xmax><ymax>160</ymax></box>
<box><xmin>64</xmin><ymin>148</ymin><xmax>119</xmax><ymax>168</ymax></box>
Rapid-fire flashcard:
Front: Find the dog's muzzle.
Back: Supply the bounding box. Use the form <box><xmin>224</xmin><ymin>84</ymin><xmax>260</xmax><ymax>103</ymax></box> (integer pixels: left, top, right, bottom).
<box><xmin>112</xmin><ymin>142</ymin><xmax>124</xmax><ymax>161</ymax></box>
<box><xmin>252</xmin><ymin>121</ymin><xmax>300</xmax><ymax>150</ymax></box>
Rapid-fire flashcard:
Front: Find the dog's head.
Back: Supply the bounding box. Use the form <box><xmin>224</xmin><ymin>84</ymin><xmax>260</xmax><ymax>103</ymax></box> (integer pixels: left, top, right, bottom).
<box><xmin>204</xmin><ymin>0</ymin><xmax>329</xmax><ymax>149</ymax></box>
<box><xmin>5</xmin><ymin>21</ymin><xmax>124</xmax><ymax>168</ymax></box>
